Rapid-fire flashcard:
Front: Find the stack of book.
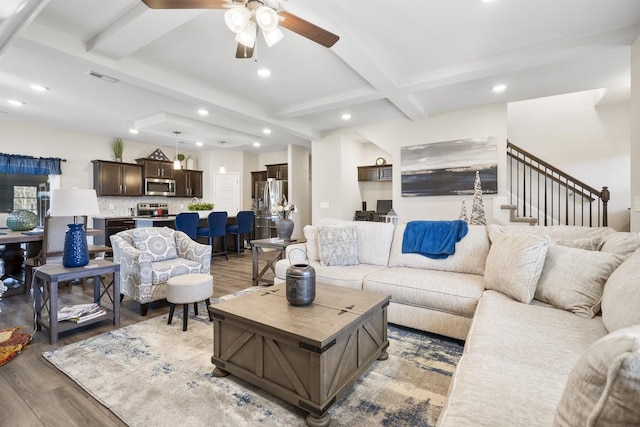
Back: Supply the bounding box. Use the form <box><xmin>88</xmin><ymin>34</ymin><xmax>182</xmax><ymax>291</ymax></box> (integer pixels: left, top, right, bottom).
<box><xmin>57</xmin><ymin>303</ymin><xmax>106</xmax><ymax>323</ymax></box>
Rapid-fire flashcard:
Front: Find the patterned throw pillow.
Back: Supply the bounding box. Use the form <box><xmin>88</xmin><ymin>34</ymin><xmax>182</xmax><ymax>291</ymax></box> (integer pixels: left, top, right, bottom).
<box><xmin>317</xmin><ymin>224</ymin><xmax>359</xmax><ymax>266</ymax></box>
<box><xmin>131</xmin><ymin>227</ymin><xmax>178</xmax><ymax>262</ymax></box>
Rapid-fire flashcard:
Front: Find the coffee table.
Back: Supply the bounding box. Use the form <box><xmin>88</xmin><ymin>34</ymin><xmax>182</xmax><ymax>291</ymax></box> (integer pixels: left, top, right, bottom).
<box><xmin>209</xmin><ymin>283</ymin><xmax>390</xmax><ymax>427</ymax></box>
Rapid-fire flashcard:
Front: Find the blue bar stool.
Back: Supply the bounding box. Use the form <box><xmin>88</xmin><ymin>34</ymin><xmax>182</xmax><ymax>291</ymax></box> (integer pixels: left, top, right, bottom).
<box><xmin>226</xmin><ymin>210</ymin><xmax>255</xmax><ymax>254</ymax></box>
<box><xmin>197</xmin><ymin>211</ymin><xmax>229</xmax><ymax>260</ymax></box>
<box><xmin>174</xmin><ymin>212</ymin><xmax>199</xmax><ymax>240</ymax></box>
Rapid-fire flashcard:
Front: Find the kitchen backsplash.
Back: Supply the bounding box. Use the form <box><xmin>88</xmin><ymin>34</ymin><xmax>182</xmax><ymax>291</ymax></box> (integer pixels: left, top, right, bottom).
<box><xmin>97</xmin><ymin>196</ymin><xmax>202</xmax><ymax>217</ymax></box>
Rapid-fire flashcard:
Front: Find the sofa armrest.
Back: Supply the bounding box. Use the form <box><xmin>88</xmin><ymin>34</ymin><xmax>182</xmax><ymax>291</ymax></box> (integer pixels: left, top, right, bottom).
<box><xmin>175</xmin><ymin>230</ymin><xmax>212</xmax><ymax>273</ymax></box>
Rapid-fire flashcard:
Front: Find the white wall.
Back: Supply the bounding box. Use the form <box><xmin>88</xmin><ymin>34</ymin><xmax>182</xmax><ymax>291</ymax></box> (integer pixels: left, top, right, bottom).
<box><xmin>288</xmin><ymin>145</ymin><xmax>310</xmax><ymax>240</ymax></box>
<box><xmin>313</xmin><ymin>103</ymin><xmax>508</xmax><ymax>224</ymax></box>
<box><xmin>508</xmin><ymin>90</ymin><xmax>630</xmax><ymax>231</ymax></box>
<box><xmin>631</xmin><ymin>35</ymin><xmax>640</xmax><ymax>232</ymax></box>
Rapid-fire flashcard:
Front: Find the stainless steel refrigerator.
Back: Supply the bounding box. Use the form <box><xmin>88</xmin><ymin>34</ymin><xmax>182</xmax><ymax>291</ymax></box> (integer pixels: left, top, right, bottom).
<box><xmin>254</xmin><ymin>178</ymin><xmax>287</xmax><ymax>239</ymax></box>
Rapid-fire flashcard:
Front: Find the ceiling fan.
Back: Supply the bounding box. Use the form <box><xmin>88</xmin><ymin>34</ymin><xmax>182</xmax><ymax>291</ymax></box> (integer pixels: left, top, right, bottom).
<box><xmin>141</xmin><ymin>0</ymin><xmax>340</xmax><ymax>59</ymax></box>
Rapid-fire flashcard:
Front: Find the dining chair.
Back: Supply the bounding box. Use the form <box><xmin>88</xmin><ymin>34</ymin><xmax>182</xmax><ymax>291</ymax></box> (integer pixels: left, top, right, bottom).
<box><xmin>226</xmin><ymin>210</ymin><xmax>255</xmax><ymax>254</ymax></box>
<box><xmin>174</xmin><ymin>212</ymin><xmax>199</xmax><ymax>240</ymax></box>
<box><xmin>24</xmin><ymin>215</ymin><xmax>86</xmax><ymax>289</ymax></box>
<box><xmin>196</xmin><ymin>211</ymin><xmax>228</xmax><ymax>260</ymax></box>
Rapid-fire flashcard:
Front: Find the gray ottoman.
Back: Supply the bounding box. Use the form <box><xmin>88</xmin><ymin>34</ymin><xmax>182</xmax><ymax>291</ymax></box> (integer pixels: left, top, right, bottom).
<box><xmin>167</xmin><ymin>273</ymin><xmax>214</xmax><ymax>331</ymax></box>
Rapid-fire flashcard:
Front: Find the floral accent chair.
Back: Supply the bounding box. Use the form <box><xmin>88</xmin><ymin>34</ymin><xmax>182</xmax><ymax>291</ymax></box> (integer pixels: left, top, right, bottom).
<box><xmin>110</xmin><ymin>227</ymin><xmax>211</xmax><ymax>316</ymax></box>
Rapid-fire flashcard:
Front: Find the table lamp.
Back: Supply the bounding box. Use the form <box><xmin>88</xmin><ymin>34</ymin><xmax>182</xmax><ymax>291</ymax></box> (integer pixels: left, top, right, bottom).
<box><xmin>49</xmin><ymin>188</ymin><xmax>100</xmax><ymax>268</ymax></box>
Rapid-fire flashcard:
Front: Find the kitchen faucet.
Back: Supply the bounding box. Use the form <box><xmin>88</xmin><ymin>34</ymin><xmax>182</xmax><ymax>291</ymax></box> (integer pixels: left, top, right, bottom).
<box><xmin>191</xmin><ymin>197</ymin><xmax>199</xmax><ymax>204</ymax></box>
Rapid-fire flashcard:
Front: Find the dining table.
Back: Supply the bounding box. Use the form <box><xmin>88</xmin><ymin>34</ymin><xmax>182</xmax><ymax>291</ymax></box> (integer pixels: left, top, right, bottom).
<box><xmin>0</xmin><ymin>227</ymin><xmax>103</xmax><ymax>297</ymax></box>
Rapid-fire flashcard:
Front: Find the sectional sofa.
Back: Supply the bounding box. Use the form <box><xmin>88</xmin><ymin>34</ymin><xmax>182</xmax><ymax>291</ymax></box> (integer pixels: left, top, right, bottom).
<box><xmin>274</xmin><ymin>220</ymin><xmax>640</xmax><ymax>426</ymax></box>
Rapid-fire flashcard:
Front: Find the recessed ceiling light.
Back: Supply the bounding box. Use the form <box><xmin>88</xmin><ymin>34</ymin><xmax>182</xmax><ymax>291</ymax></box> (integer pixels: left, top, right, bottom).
<box><xmin>196</xmin><ymin>141</ymin><xmax>203</xmax><ymax>146</ymax></box>
<box><xmin>341</xmin><ymin>113</ymin><xmax>351</xmax><ymax>120</ymax></box>
<box><xmin>197</xmin><ymin>108</ymin><xmax>209</xmax><ymax>116</ymax></box>
<box><xmin>257</xmin><ymin>68</ymin><xmax>271</xmax><ymax>77</ymax></box>
<box><xmin>7</xmin><ymin>99</ymin><xmax>24</xmax><ymax>106</ymax></box>
<box><xmin>481</xmin><ymin>0</ymin><xmax>495</xmax><ymax>3</ymax></box>
<box><xmin>29</xmin><ymin>84</ymin><xmax>48</xmax><ymax>92</ymax></box>
<box><xmin>492</xmin><ymin>84</ymin><xmax>507</xmax><ymax>93</ymax></box>
<box><xmin>253</xmin><ymin>142</ymin><xmax>260</xmax><ymax>147</ymax></box>
<box><xmin>263</xmin><ymin>128</ymin><xmax>272</xmax><ymax>135</ymax></box>
<box><xmin>129</xmin><ymin>129</ymin><xmax>139</xmax><ymax>134</ymax></box>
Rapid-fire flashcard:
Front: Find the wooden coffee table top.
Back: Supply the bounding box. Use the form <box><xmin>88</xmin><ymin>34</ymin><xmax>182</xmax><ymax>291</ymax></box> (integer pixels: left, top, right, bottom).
<box><xmin>210</xmin><ymin>283</ymin><xmax>390</xmax><ymax>347</ymax></box>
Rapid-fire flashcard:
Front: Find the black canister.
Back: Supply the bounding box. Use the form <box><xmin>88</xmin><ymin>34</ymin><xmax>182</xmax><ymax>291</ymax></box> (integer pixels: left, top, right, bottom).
<box><xmin>286</xmin><ymin>249</ymin><xmax>316</xmax><ymax>306</ymax></box>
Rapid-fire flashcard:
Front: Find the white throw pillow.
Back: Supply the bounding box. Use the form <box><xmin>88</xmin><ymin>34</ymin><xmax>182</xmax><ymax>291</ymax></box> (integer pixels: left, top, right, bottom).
<box><xmin>602</xmin><ymin>247</ymin><xmax>640</xmax><ymax>332</ymax></box>
<box><xmin>553</xmin><ymin>325</ymin><xmax>640</xmax><ymax>427</ymax></box>
<box><xmin>131</xmin><ymin>227</ymin><xmax>178</xmax><ymax>262</ymax></box>
<box><xmin>599</xmin><ymin>232</ymin><xmax>640</xmax><ymax>258</ymax></box>
<box><xmin>555</xmin><ymin>236</ymin><xmax>604</xmax><ymax>251</ymax></box>
<box><xmin>317</xmin><ymin>224</ymin><xmax>359</xmax><ymax>266</ymax></box>
<box><xmin>484</xmin><ymin>232</ymin><xmax>550</xmax><ymax>304</ymax></box>
<box><xmin>535</xmin><ymin>245</ymin><xmax>623</xmax><ymax>318</ymax></box>
<box><xmin>303</xmin><ymin>225</ymin><xmax>320</xmax><ymax>262</ymax></box>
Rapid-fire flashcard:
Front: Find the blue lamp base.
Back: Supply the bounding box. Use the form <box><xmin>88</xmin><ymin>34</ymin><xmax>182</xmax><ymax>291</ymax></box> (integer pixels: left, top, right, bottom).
<box><xmin>62</xmin><ymin>223</ymin><xmax>90</xmax><ymax>268</ymax></box>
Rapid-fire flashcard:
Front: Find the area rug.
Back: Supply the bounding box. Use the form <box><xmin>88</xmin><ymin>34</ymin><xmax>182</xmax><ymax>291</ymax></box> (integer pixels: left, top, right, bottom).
<box><xmin>43</xmin><ymin>296</ymin><xmax>463</xmax><ymax>427</ymax></box>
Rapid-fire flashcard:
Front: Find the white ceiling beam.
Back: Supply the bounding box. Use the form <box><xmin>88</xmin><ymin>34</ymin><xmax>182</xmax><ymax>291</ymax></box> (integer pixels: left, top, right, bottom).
<box><xmin>86</xmin><ymin>4</ymin><xmax>206</xmax><ymax>60</ymax></box>
<box><xmin>273</xmin><ymin>87</ymin><xmax>382</xmax><ymax>119</ymax></box>
<box><xmin>19</xmin><ymin>21</ymin><xmax>318</xmax><ymax>141</ymax></box>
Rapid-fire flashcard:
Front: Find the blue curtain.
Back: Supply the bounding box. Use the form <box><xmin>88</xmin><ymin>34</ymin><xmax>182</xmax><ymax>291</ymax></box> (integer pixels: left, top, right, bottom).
<box><xmin>0</xmin><ymin>153</ymin><xmax>63</xmax><ymax>175</ymax></box>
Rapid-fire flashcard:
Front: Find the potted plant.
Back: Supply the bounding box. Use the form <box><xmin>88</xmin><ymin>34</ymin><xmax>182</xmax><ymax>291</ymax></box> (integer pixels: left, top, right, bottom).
<box><xmin>187</xmin><ymin>202</ymin><xmax>215</xmax><ymax>218</ymax></box>
<box><xmin>112</xmin><ymin>138</ymin><xmax>124</xmax><ymax>162</ymax></box>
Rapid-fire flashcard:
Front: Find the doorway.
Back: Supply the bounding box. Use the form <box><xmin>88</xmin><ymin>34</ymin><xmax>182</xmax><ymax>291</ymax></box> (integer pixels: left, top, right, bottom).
<box><xmin>214</xmin><ymin>173</ymin><xmax>240</xmax><ymax>216</ymax></box>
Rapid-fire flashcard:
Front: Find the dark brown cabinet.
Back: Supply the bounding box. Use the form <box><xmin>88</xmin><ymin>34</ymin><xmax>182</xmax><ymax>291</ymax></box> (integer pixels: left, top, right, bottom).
<box><xmin>92</xmin><ymin>160</ymin><xmax>143</xmax><ymax>196</ymax></box>
<box><xmin>266</xmin><ymin>163</ymin><xmax>288</xmax><ymax>180</ymax></box>
<box><xmin>136</xmin><ymin>159</ymin><xmax>174</xmax><ymax>179</ymax></box>
<box><xmin>357</xmin><ymin>165</ymin><xmax>392</xmax><ymax>182</ymax></box>
<box><xmin>174</xmin><ymin>169</ymin><xmax>203</xmax><ymax>198</ymax></box>
<box><xmin>251</xmin><ymin>170</ymin><xmax>268</xmax><ymax>198</ymax></box>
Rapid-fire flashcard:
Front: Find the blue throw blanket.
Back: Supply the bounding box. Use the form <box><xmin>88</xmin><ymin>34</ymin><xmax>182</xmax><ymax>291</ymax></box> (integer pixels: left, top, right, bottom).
<box><xmin>402</xmin><ymin>220</ymin><xmax>469</xmax><ymax>259</ymax></box>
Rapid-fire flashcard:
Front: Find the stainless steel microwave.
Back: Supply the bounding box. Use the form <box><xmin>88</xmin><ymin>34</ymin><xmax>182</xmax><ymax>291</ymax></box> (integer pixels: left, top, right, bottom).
<box><xmin>145</xmin><ymin>178</ymin><xmax>176</xmax><ymax>196</ymax></box>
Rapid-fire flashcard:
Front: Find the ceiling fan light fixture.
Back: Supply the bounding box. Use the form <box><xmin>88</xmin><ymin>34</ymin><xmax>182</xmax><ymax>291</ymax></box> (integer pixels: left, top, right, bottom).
<box><xmin>255</xmin><ymin>6</ymin><xmax>278</xmax><ymax>31</ymax></box>
<box><xmin>236</xmin><ymin>21</ymin><xmax>257</xmax><ymax>47</ymax></box>
<box><xmin>262</xmin><ymin>27</ymin><xmax>283</xmax><ymax>47</ymax></box>
<box><xmin>224</xmin><ymin>7</ymin><xmax>251</xmax><ymax>33</ymax></box>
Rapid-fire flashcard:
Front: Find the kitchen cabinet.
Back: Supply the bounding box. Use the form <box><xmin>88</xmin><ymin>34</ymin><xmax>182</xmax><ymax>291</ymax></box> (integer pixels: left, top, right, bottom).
<box><xmin>174</xmin><ymin>169</ymin><xmax>203</xmax><ymax>198</ymax></box>
<box><xmin>136</xmin><ymin>159</ymin><xmax>174</xmax><ymax>179</ymax></box>
<box><xmin>266</xmin><ymin>163</ymin><xmax>288</xmax><ymax>180</ymax></box>
<box><xmin>357</xmin><ymin>165</ymin><xmax>392</xmax><ymax>182</ymax></box>
<box><xmin>251</xmin><ymin>170</ymin><xmax>268</xmax><ymax>198</ymax></box>
<box><xmin>92</xmin><ymin>160</ymin><xmax>143</xmax><ymax>196</ymax></box>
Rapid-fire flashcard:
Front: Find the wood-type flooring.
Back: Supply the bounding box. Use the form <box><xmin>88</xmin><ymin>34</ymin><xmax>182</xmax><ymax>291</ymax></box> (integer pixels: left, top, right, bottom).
<box><xmin>0</xmin><ymin>253</ymin><xmax>258</xmax><ymax>427</ymax></box>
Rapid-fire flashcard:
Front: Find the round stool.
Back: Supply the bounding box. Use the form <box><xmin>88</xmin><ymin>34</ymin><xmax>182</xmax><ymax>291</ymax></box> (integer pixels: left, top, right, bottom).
<box><xmin>166</xmin><ymin>273</ymin><xmax>214</xmax><ymax>331</ymax></box>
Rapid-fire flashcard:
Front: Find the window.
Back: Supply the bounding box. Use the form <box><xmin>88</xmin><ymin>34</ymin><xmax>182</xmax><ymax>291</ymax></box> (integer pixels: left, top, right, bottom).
<box><xmin>0</xmin><ymin>173</ymin><xmax>48</xmax><ymax>214</ymax></box>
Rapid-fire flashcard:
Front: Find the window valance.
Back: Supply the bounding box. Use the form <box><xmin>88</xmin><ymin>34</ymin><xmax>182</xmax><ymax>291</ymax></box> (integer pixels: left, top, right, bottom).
<box><xmin>0</xmin><ymin>153</ymin><xmax>64</xmax><ymax>175</ymax></box>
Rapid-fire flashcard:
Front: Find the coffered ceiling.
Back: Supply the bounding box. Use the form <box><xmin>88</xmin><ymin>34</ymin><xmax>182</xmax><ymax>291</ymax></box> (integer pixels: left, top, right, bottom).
<box><xmin>0</xmin><ymin>0</ymin><xmax>639</xmax><ymax>153</ymax></box>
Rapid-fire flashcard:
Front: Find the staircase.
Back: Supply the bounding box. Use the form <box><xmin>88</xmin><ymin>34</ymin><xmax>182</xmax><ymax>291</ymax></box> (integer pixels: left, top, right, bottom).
<box><xmin>501</xmin><ymin>141</ymin><xmax>609</xmax><ymax>227</ymax></box>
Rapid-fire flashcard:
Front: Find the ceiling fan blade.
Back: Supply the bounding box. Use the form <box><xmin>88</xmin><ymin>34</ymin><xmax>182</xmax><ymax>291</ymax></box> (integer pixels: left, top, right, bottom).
<box><xmin>278</xmin><ymin>11</ymin><xmax>339</xmax><ymax>48</ymax></box>
<box><xmin>141</xmin><ymin>0</ymin><xmax>233</xmax><ymax>9</ymax></box>
<box><xmin>235</xmin><ymin>42</ymin><xmax>255</xmax><ymax>59</ymax></box>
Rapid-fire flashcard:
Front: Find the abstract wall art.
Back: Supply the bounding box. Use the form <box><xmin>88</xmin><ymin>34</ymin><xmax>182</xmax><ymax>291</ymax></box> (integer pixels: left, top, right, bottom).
<box><xmin>400</xmin><ymin>137</ymin><xmax>497</xmax><ymax>197</ymax></box>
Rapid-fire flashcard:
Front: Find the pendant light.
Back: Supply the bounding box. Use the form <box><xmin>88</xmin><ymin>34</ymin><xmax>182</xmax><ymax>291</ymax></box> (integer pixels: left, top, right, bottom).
<box><xmin>219</xmin><ymin>141</ymin><xmax>226</xmax><ymax>174</ymax></box>
<box><xmin>173</xmin><ymin>131</ymin><xmax>182</xmax><ymax>170</ymax></box>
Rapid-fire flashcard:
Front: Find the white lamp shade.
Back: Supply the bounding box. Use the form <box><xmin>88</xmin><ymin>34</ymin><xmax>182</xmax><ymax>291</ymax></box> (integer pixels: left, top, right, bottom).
<box><xmin>50</xmin><ymin>189</ymin><xmax>100</xmax><ymax>217</ymax></box>
<box><xmin>255</xmin><ymin>6</ymin><xmax>278</xmax><ymax>31</ymax></box>
<box><xmin>224</xmin><ymin>7</ymin><xmax>251</xmax><ymax>33</ymax></box>
<box><xmin>173</xmin><ymin>159</ymin><xmax>182</xmax><ymax>170</ymax></box>
<box><xmin>236</xmin><ymin>21</ymin><xmax>257</xmax><ymax>47</ymax></box>
<box><xmin>262</xmin><ymin>26</ymin><xmax>284</xmax><ymax>47</ymax></box>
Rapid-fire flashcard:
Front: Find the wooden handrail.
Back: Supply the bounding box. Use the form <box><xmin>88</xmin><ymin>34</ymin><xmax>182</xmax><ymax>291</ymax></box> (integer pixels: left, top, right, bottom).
<box><xmin>507</xmin><ymin>141</ymin><xmax>602</xmax><ymax>197</ymax></box>
<box><xmin>506</xmin><ymin>151</ymin><xmax>595</xmax><ymax>202</ymax></box>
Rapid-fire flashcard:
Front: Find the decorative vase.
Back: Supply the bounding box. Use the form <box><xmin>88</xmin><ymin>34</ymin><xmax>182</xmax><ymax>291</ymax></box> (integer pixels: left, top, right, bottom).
<box><xmin>186</xmin><ymin>157</ymin><xmax>194</xmax><ymax>170</ymax></box>
<box><xmin>276</xmin><ymin>218</ymin><xmax>294</xmax><ymax>241</ymax></box>
<box><xmin>62</xmin><ymin>223</ymin><xmax>90</xmax><ymax>267</ymax></box>
<box><xmin>6</xmin><ymin>210</ymin><xmax>38</xmax><ymax>231</ymax></box>
<box><xmin>286</xmin><ymin>249</ymin><xmax>315</xmax><ymax>306</ymax></box>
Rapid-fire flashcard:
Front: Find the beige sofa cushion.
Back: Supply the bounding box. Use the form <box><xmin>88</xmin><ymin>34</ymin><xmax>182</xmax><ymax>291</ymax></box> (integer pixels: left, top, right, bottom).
<box><xmin>438</xmin><ymin>353</ymin><xmax>566</xmax><ymax>427</ymax></box>
<box><xmin>484</xmin><ymin>232</ymin><xmax>550</xmax><ymax>304</ymax></box>
<box><xmin>553</xmin><ymin>325</ymin><xmax>640</xmax><ymax>427</ymax></box>
<box><xmin>304</xmin><ymin>220</ymin><xmax>395</xmax><ymax>266</ymax></box>
<box><xmin>465</xmin><ymin>291</ymin><xmax>608</xmax><ymax>373</ymax></box>
<box><xmin>364</xmin><ymin>267</ymin><xmax>484</xmax><ymax>318</ymax></box>
<box><xmin>388</xmin><ymin>224</ymin><xmax>489</xmax><ymax>275</ymax></box>
<box><xmin>556</xmin><ymin>235</ymin><xmax>604</xmax><ymax>250</ymax></box>
<box><xmin>488</xmin><ymin>224</ymin><xmax>614</xmax><ymax>241</ymax></box>
<box><xmin>535</xmin><ymin>244</ymin><xmax>623</xmax><ymax>318</ymax></box>
<box><xmin>599</xmin><ymin>232</ymin><xmax>640</xmax><ymax>258</ymax></box>
<box><xmin>601</xmin><ymin>248</ymin><xmax>640</xmax><ymax>332</ymax></box>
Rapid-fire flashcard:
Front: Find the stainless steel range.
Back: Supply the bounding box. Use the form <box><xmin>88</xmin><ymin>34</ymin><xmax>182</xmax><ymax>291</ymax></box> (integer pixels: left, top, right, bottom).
<box><xmin>137</xmin><ymin>202</ymin><xmax>169</xmax><ymax>217</ymax></box>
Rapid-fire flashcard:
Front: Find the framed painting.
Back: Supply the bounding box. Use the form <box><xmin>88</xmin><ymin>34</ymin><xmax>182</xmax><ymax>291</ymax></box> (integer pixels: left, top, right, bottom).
<box><xmin>401</xmin><ymin>137</ymin><xmax>497</xmax><ymax>197</ymax></box>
